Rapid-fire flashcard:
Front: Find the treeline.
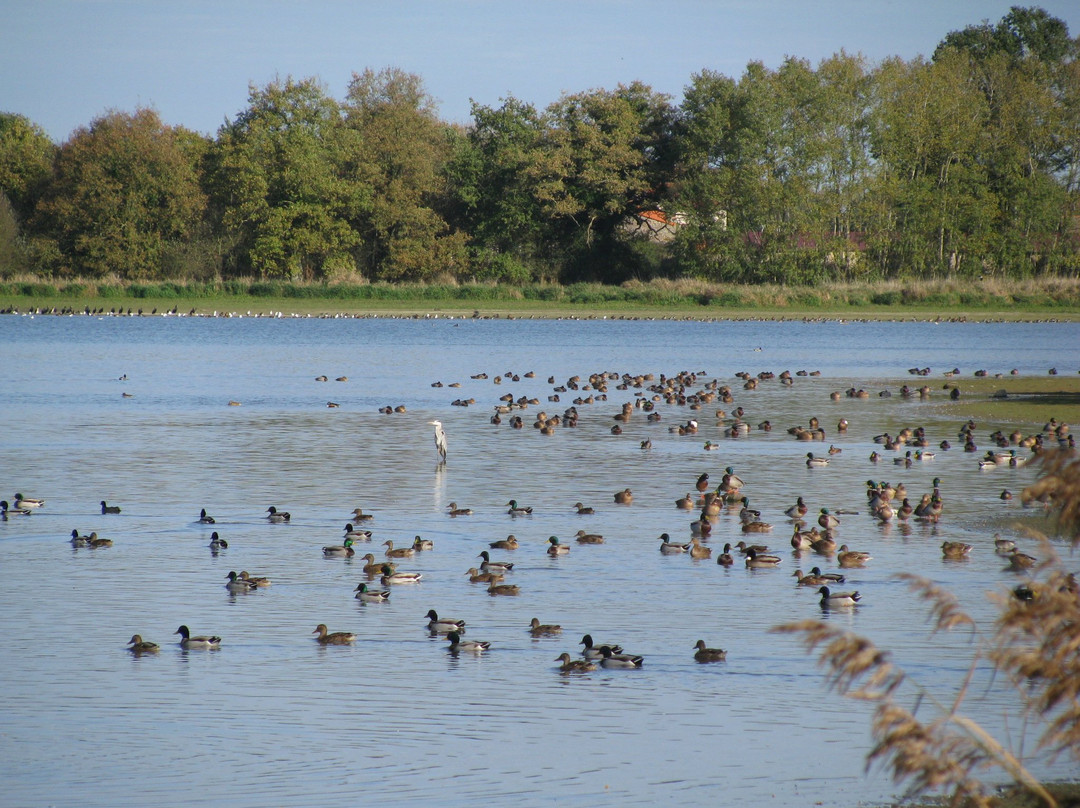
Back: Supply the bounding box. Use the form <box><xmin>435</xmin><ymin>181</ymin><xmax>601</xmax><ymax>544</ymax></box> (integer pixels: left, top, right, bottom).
<box><xmin>1</xmin><ymin>6</ymin><xmax>1079</xmax><ymax>286</ymax></box>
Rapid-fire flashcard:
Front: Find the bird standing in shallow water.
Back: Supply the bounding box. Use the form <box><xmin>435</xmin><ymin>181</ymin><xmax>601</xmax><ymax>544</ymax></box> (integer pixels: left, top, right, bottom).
<box><xmin>429</xmin><ymin>420</ymin><xmax>447</xmax><ymax>462</ymax></box>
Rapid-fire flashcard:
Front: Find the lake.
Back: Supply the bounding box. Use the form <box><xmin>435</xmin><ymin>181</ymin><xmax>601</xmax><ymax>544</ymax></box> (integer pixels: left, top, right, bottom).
<box><xmin>1</xmin><ymin>314</ymin><xmax>1078</xmax><ymax>807</ymax></box>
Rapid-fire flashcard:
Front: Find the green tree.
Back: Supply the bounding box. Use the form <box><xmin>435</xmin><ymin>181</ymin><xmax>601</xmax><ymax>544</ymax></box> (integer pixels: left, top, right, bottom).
<box><xmin>210</xmin><ymin>77</ymin><xmax>366</xmax><ymax>280</ymax></box>
<box><xmin>0</xmin><ymin>113</ymin><xmax>55</xmax><ymax>222</ymax></box>
<box><xmin>447</xmin><ymin>96</ymin><xmax>547</xmax><ymax>281</ymax></box>
<box><xmin>33</xmin><ymin>108</ymin><xmax>207</xmax><ymax>279</ymax></box>
<box><xmin>527</xmin><ymin>82</ymin><xmax>675</xmax><ymax>282</ymax></box>
<box><xmin>343</xmin><ymin>67</ymin><xmax>465</xmax><ymax>282</ymax></box>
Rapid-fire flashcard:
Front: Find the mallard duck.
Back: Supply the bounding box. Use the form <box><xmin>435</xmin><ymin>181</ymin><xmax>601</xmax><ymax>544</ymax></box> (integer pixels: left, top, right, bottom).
<box><xmin>478</xmin><ymin>551</ymin><xmax>514</xmax><ymax>573</ymax></box>
<box><xmin>1</xmin><ymin>500</ymin><xmax>32</xmax><ymax>517</ymax></box>
<box><xmin>383</xmin><ymin>540</ymin><xmax>414</xmax><ymax>558</ymax></box>
<box><xmin>742</xmin><ymin>520</ymin><xmax>773</xmax><ymax>534</ymax></box>
<box><xmin>738</xmin><ymin>497</ymin><xmax>761</xmax><ymax>523</ymax></box>
<box><xmin>464</xmin><ymin>567</ymin><xmax>501</xmax><ymax>583</ymax></box>
<box><xmin>225</xmin><ymin>571</ymin><xmax>259</xmax><ymax>592</ymax></box>
<box><xmin>446</xmin><ymin>502</ymin><xmax>473</xmax><ymax>517</ymax></box>
<box><xmin>506</xmin><ymin>499</ymin><xmax>533</xmax><ymax>516</ymax></box>
<box><xmin>197</xmin><ymin>508</ymin><xmax>215</xmax><ymax>524</ymax></box>
<box><xmin>676</xmin><ymin>493</ymin><xmax>696</xmax><ymax>510</ymax></box>
<box><xmin>312</xmin><ymin>624</ymin><xmax>356</xmax><ymax>645</ymax></box>
<box><xmin>572</xmin><ymin>502</ymin><xmax>595</xmax><ymax>515</ymax></box>
<box><xmin>734</xmin><ymin>540</ymin><xmax>769</xmax><ymax>555</ymax></box>
<box><xmin>127</xmin><ymin>634</ymin><xmax>159</xmax><ymax>653</ymax></box>
<box><xmin>266</xmin><ymin>506</ymin><xmax>290</xmax><ymax>522</ymax></box>
<box><xmin>529</xmin><ymin>618</ymin><xmax>562</xmax><ymax>636</ymax></box>
<box><xmin>717</xmin><ymin>544</ymin><xmax>735</xmax><ymax>566</ymax></box>
<box><xmin>790</xmin><ymin>524</ymin><xmax>815</xmax><ymax>551</ymax></box>
<box><xmin>381</xmin><ymin>565</ymin><xmax>422</xmax><ymax>585</ymax></box>
<box><xmin>792</xmin><ymin>569</ymin><xmax>831</xmax><ymax>586</ymax></box>
<box><xmin>343</xmin><ymin>523</ymin><xmax>373</xmax><ymax>541</ymax></box>
<box><xmin>806</xmin><ymin>452</ymin><xmax>829</xmax><ymax>468</ymax></box>
<box><xmin>693</xmin><ymin>640</ymin><xmax>727</xmax><ymax>662</ymax></box>
<box><xmin>208</xmin><ymin>532</ymin><xmax>228</xmax><ymax>552</ymax></box>
<box><xmin>489</xmin><ymin>535</ymin><xmax>519</xmax><ymax>550</ymax></box>
<box><xmin>837</xmin><ymin>545</ymin><xmax>872</xmax><ymax>567</ymax></box>
<box><xmin>89</xmin><ymin>534</ymin><xmax>113</xmax><ymax>548</ymax></box>
<box><xmin>425</xmin><ymin>609</ymin><xmax>465</xmax><ymax>633</ymax></box>
<box><xmin>70</xmin><ymin>529</ymin><xmax>93</xmax><ymax>548</ymax></box>
<box><xmin>447</xmin><ymin>631</ymin><xmax>489</xmax><ymax>653</ymax></box>
<box><xmin>323</xmin><ymin>537</ymin><xmax>355</xmax><ymax>557</ymax></box>
<box><xmin>354</xmin><ymin>582</ymin><xmax>390</xmax><ymax>602</ymax></box>
<box><xmin>175</xmin><ymin>625</ymin><xmax>221</xmax><ymax>649</ymax></box>
<box><xmin>238</xmin><ymin>570</ymin><xmax>271</xmax><ymax>587</ymax></box>
<box><xmin>360</xmin><ymin>553</ymin><xmax>390</xmax><ymax>574</ymax></box>
<box><xmin>554</xmin><ymin>652</ymin><xmax>596</xmax><ymax>673</ymax></box>
<box><xmin>810</xmin><ymin>534</ymin><xmax>837</xmax><ymax>555</ymax></box>
<box><xmin>100</xmin><ymin>500</ymin><xmax>121</xmax><ymax>514</ymax></box>
<box><xmin>659</xmin><ymin>533</ymin><xmax>690</xmax><ymax>554</ymax></box>
<box><xmin>809</xmin><ymin>566</ymin><xmax>845</xmax><ymax>583</ymax></box>
<box><xmin>13</xmin><ymin>494</ymin><xmax>44</xmax><ymax>509</ymax></box>
<box><xmin>574</xmin><ymin>530</ymin><xmax>604</xmax><ymax>544</ymax></box>
<box><xmin>941</xmin><ymin>541</ymin><xmax>973</xmax><ymax>559</ymax></box>
<box><xmin>720</xmin><ymin>467</ymin><xmax>745</xmax><ymax>492</ymax></box>
<box><xmin>817</xmin><ymin>508</ymin><xmax>840</xmax><ymax>530</ymax></box>
<box><xmin>818</xmin><ymin>586</ymin><xmax>861</xmax><ymax>608</ymax></box>
<box><xmin>613</xmin><ymin>488</ymin><xmax>633</xmax><ymax>505</ymax></box>
<box><xmin>994</xmin><ymin>535</ymin><xmax>1017</xmax><ymax>555</ymax></box>
<box><xmin>1007</xmin><ymin>549</ymin><xmax>1037</xmax><ymax>570</ymax></box>
<box><xmin>689</xmin><ymin>537</ymin><xmax>712</xmax><ymax>559</ymax></box>
<box><xmin>745</xmin><ymin>547</ymin><xmax>782</xmax><ymax>568</ymax></box>
<box><xmin>488</xmin><ymin>579</ymin><xmax>521</xmax><ymax>596</ymax></box>
<box><xmin>599</xmin><ymin>646</ymin><xmax>644</xmax><ymax>668</ymax></box>
<box><xmin>580</xmin><ymin>634</ymin><xmax>623</xmax><ymax>659</ymax></box>
<box><xmin>412</xmin><ymin>536</ymin><xmax>434</xmax><ymax>551</ymax></box>
<box><xmin>547</xmin><ymin>536</ymin><xmax>570</xmax><ymax>556</ymax></box>
<box><xmin>349</xmin><ymin>508</ymin><xmax>374</xmax><ymax>522</ymax></box>
<box><xmin>784</xmin><ymin>497</ymin><xmax>808</xmax><ymax>520</ymax></box>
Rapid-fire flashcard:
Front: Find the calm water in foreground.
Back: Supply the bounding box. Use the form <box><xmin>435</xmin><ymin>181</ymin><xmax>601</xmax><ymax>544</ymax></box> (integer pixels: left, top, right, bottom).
<box><xmin>1</xmin><ymin>315</ymin><xmax>1078</xmax><ymax>808</ymax></box>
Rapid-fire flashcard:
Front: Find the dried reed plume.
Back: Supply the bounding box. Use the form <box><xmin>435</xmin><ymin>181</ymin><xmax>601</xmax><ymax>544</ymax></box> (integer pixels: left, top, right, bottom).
<box><xmin>775</xmin><ymin>447</ymin><xmax>1080</xmax><ymax>807</ymax></box>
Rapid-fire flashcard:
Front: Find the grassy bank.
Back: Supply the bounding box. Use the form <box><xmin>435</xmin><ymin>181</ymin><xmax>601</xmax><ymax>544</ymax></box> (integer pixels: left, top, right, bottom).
<box><xmin>1</xmin><ymin>277</ymin><xmax>1079</xmax><ymax>320</ymax></box>
<box><xmin>934</xmin><ymin>374</ymin><xmax>1080</xmax><ymax>426</ymax></box>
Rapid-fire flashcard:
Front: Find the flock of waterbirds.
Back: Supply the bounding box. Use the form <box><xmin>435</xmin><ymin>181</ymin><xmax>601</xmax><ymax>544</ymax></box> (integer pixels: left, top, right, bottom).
<box><xmin>5</xmin><ymin>361</ymin><xmax>1075</xmax><ymax>672</ymax></box>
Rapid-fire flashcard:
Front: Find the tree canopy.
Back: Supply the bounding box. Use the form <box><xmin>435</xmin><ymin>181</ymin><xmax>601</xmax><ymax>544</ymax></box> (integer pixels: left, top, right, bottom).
<box><xmin>2</xmin><ymin>7</ymin><xmax>1078</xmax><ymax>285</ymax></box>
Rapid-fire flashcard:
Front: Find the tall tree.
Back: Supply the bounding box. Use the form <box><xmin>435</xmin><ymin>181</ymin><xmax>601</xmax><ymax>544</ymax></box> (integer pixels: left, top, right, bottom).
<box><xmin>210</xmin><ymin>77</ymin><xmax>366</xmax><ymax>279</ymax></box>
<box><xmin>343</xmin><ymin>67</ymin><xmax>465</xmax><ymax>281</ymax></box>
<box><xmin>33</xmin><ymin>108</ymin><xmax>207</xmax><ymax>279</ymax></box>
<box><xmin>0</xmin><ymin>113</ymin><xmax>55</xmax><ymax>222</ymax></box>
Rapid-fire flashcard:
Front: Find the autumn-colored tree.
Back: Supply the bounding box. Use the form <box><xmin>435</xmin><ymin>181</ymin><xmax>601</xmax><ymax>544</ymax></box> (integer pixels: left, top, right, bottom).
<box><xmin>33</xmin><ymin>108</ymin><xmax>207</xmax><ymax>279</ymax></box>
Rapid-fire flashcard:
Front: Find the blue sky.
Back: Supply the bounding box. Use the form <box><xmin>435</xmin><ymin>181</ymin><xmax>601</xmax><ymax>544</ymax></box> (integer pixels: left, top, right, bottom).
<box><xmin>5</xmin><ymin>1</ymin><xmax>1079</xmax><ymax>142</ymax></box>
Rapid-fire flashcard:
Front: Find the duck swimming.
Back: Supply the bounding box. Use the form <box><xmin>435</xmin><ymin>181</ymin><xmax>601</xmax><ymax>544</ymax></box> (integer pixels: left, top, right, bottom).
<box><xmin>312</xmin><ymin>624</ymin><xmax>356</xmax><ymax>645</ymax></box>
<box><xmin>175</xmin><ymin>625</ymin><xmax>221</xmax><ymax>649</ymax></box>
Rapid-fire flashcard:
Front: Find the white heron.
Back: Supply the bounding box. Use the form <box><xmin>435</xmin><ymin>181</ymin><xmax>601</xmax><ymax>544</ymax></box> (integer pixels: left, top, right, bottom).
<box><xmin>429</xmin><ymin>420</ymin><xmax>447</xmax><ymax>460</ymax></box>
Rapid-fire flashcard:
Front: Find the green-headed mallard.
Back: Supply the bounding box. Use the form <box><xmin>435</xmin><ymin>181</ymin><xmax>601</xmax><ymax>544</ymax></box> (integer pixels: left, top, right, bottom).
<box><xmin>506</xmin><ymin>499</ymin><xmax>533</xmax><ymax>516</ymax></box>
<box><xmin>1</xmin><ymin>500</ymin><xmax>32</xmax><ymax>517</ymax></box>
<box><xmin>381</xmin><ymin>565</ymin><xmax>422</xmax><ymax>585</ymax></box>
<box><xmin>425</xmin><ymin>609</ymin><xmax>465</xmax><ymax>633</ymax></box>
<box><xmin>478</xmin><ymin>551</ymin><xmax>514</xmax><ymax>573</ymax></box>
<box><xmin>266</xmin><ymin>506</ymin><xmax>290</xmax><ymax>522</ymax></box>
<box><xmin>818</xmin><ymin>586</ymin><xmax>861</xmax><ymax>608</ymax></box>
<box><xmin>225</xmin><ymin>571</ymin><xmax>259</xmax><ymax>593</ymax></box>
<box><xmin>70</xmin><ymin>529</ymin><xmax>92</xmax><ymax>548</ymax></box>
<box><xmin>175</xmin><ymin>625</ymin><xmax>221</xmax><ymax>649</ymax></box>
<box><xmin>659</xmin><ymin>533</ymin><xmax>690</xmax><ymax>554</ymax></box>
<box><xmin>343</xmin><ymin>524</ymin><xmax>372</xmax><ymax>541</ymax></box>
<box><xmin>447</xmin><ymin>630</ymin><xmax>489</xmax><ymax>653</ymax></box>
<box><xmin>784</xmin><ymin>497</ymin><xmax>808</xmax><ymax>520</ymax></box>
<box><xmin>806</xmin><ymin>452</ymin><xmax>829</xmax><ymax>468</ymax></box>
<box><xmin>547</xmin><ymin>536</ymin><xmax>570</xmax><ymax>555</ymax></box>
<box><xmin>599</xmin><ymin>646</ymin><xmax>643</xmax><ymax>668</ymax></box>
<box><xmin>323</xmin><ymin>537</ymin><xmax>355</xmax><ymax>557</ymax></box>
<box><xmin>412</xmin><ymin>536</ymin><xmax>434</xmax><ymax>551</ymax></box>
<box><xmin>717</xmin><ymin>544</ymin><xmax>735</xmax><ymax>566</ymax></box>
<box><xmin>745</xmin><ymin>547</ymin><xmax>782</xmax><ymax>568</ymax></box>
<box><xmin>818</xmin><ymin>508</ymin><xmax>840</xmax><ymax>530</ymax></box>
<box><xmin>354</xmin><ymin>582</ymin><xmax>390</xmax><ymax>602</ymax></box>
<box><xmin>208</xmin><ymin>532</ymin><xmax>228</xmax><ymax>552</ymax></box>
<box><xmin>14</xmin><ymin>494</ymin><xmax>44</xmax><ymax>509</ymax></box>
<box><xmin>580</xmin><ymin>634</ymin><xmax>623</xmax><ymax>659</ymax></box>
<box><xmin>809</xmin><ymin>566</ymin><xmax>845</xmax><ymax>583</ymax></box>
